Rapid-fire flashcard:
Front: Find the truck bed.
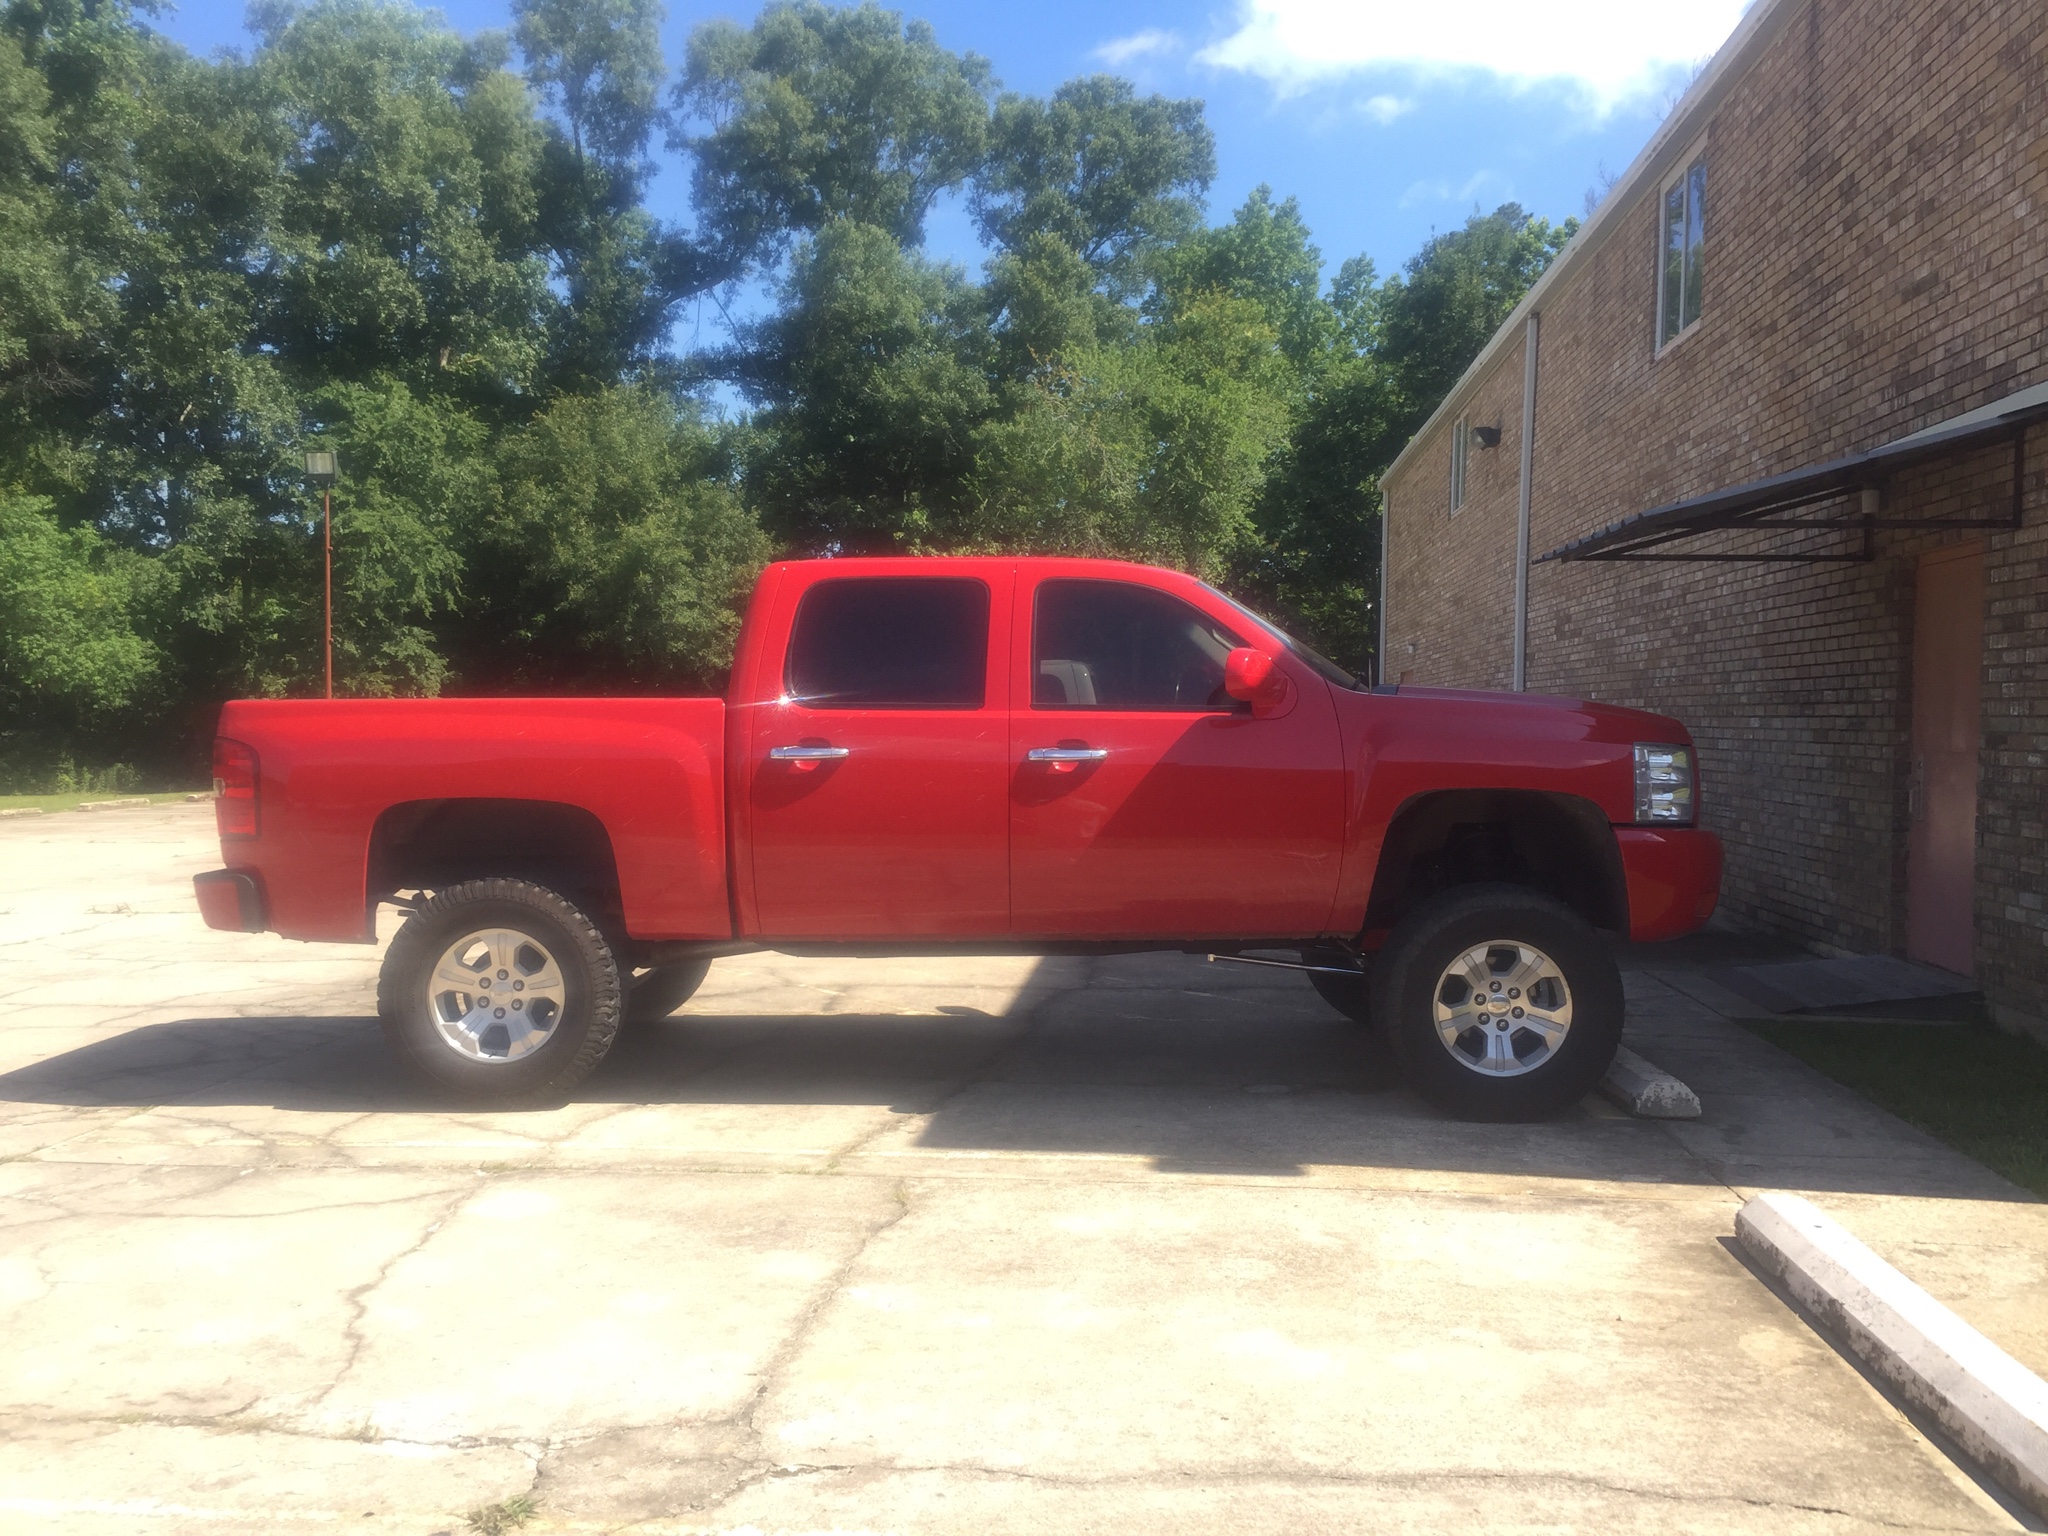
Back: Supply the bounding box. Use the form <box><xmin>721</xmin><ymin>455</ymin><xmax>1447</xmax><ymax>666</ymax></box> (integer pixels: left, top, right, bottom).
<box><xmin>215</xmin><ymin>697</ymin><xmax>730</xmax><ymax>943</ymax></box>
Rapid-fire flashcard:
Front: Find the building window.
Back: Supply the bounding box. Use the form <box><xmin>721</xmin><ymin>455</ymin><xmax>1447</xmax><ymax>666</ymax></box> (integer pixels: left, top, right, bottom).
<box><xmin>1449</xmin><ymin>413</ymin><xmax>1469</xmax><ymax>512</ymax></box>
<box><xmin>1658</xmin><ymin>149</ymin><xmax>1706</xmax><ymax>348</ymax></box>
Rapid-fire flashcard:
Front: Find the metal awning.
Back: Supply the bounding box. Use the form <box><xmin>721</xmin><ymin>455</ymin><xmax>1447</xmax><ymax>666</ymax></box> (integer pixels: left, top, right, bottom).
<box><xmin>1537</xmin><ymin>386</ymin><xmax>2048</xmax><ymax>563</ymax></box>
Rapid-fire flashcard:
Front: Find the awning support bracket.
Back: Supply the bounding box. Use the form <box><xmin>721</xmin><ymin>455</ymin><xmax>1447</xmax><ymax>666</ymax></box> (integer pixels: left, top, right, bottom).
<box><xmin>1539</xmin><ymin>405</ymin><xmax>2040</xmax><ymax>564</ymax></box>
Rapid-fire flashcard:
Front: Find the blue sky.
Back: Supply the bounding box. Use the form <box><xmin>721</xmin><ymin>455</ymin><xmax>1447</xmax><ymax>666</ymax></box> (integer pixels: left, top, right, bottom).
<box><xmin>151</xmin><ymin>0</ymin><xmax>1751</xmax><ymax>289</ymax></box>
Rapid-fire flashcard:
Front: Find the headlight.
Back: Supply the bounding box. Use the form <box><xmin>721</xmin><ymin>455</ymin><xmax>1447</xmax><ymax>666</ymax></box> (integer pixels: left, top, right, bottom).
<box><xmin>1634</xmin><ymin>743</ymin><xmax>1695</xmax><ymax>824</ymax></box>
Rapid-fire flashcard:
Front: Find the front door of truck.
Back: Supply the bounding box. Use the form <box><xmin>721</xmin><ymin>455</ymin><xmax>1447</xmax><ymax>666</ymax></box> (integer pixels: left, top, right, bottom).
<box><xmin>747</xmin><ymin>572</ymin><xmax>1011</xmax><ymax>938</ymax></box>
<box><xmin>1009</xmin><ymin>576</ymin><xmax>1346</xmax><ymax>939</ymax></box>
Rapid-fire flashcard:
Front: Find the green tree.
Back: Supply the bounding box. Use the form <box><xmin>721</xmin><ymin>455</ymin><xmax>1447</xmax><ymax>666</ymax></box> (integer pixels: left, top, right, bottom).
<box><xmin>1236</xmin><ymin>353</ymin><xmax>1403</xmax><ymax>673</ymax></box>
<box><xmin>1379</xmin><ymin>201</ymin><xmax>1577</xmax><ymax>416</ymax></box>
<box><xmin>1153</xmin><ymin>184</ymin><xmax>1330</xmax><ymax>370</ymax></box>
<box><xmin>310</xmin><ymin>377</ymin><xmax>484</xmax><ymax>696</ymax></box>
<box><xmin>479</xmin><ymin>386</ymin><xmax>770</xmax><ymax>690</ymax></box>
<box><xmin>972</xmin><ymin>75</ymin><xmax>1212</xmax><ymax>300</ymax></box>
<box><xmin>513</xmin><ymin>0</ymin><xmax>715</xmax><ymax>391</ymax></box>
<box><xmin>0</xmin><ymin>491</ymin><xmax>163</xmax><ymax>744</ymax></box>
<box><xmin>973</xmin><ymin>290</ymin><xmax>1293</xmax><ymax>575</ymax></box>
<box><xmin>512</xmin><ymin>0</ymin><xmax>664</xmax><ymax>169</ymax></box>
<box><xmin>738</xmin><ymin>220</ymin><xmax>996</xmax><ymax>552</ymax></box>
<box><xmin>254</xmin><ymin>2</ymin><xmax>553</xmax><ymax>398</ymax></box>
<box><xmin>673</xmin><ymin>1</ymin><xmax>993</xmax><ymax>274</ymax></box>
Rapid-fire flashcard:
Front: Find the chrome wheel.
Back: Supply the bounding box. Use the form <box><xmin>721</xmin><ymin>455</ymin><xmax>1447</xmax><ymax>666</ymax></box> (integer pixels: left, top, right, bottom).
<box><xmin>1431</xmin><ymin>940</ymin><xmax>1573</xmax><ymax>1077</ymax></box>
<box><xmin>425</xmin><ymin>927</ymin><xmax>567</xmax><ymax>1063</ymax></box>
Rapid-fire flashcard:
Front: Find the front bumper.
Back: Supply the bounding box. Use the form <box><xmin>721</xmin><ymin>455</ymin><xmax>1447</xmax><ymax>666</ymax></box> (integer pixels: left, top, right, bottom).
<box><xmin>194</xmin><ymin>869</ymin><xmax>266</xmax><ymax>932</ymax></box>
<box><xmin>1614</xmin><ymin>827</ymin><xmax>1723</xmax><ymax>943</ymax></box>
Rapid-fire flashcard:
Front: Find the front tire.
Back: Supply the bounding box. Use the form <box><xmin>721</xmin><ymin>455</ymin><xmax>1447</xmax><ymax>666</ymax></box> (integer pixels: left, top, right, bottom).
<box><xmin>1372</xmin><ymin>884</ymin><xmax>1621</xmax><ymax>1121</ymax></box>
<box><xmin>377</xmin><ymin>878</ymin><xmax>622</xmax><ymax>1102</ymax></box>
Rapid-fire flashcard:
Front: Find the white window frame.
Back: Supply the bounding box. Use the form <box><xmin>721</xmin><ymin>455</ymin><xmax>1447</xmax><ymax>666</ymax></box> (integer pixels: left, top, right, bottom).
<box><xmin>1656</xmin><ymin>136</ymin><xmax>1708</xmax><ymax>352</ymax></box>
<box><xmin>1449</xmin><ymin>413</ymin><xmax>1469</xmax><ymax>513</ymax></box>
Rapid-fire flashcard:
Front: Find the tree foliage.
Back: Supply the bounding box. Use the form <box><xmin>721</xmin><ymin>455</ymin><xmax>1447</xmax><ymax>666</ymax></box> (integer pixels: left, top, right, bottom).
<box><xmin>674</xmin><ymin>1</ymin><xmax>992</xmax><ymax>273</ymax></box>
<box><xmin>0</xmin><ymin>0</ymin><xmax>1574</xmax><ymax>788</ymax></box>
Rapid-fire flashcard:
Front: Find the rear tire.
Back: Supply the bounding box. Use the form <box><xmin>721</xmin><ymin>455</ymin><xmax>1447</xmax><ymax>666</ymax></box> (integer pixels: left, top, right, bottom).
<box><xmin>1372</xmin><ymin>884</ymin><xmax>1621</xmax><ymax>1121</ymax></box>
<box><xmin>624</xmin><ymin>959</ymin><xmax>712</xmax><ymax>1024</ymax></box>
<box><xmin>377</xmin><ymin>878</ymin><xmax>621</xmax><ymax>1103</ymax></box>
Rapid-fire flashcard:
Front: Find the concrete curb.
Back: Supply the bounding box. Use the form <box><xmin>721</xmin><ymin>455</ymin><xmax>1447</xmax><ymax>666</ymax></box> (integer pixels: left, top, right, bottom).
<box><xmin>1736</xmin><ymin>1192</ymin><xmax>2048</xmax><ymax>1518</ymax></box>
<box><xmin>75</xmin><ymin>796</ymin><xmax>152</xmax><ymax>812</ymax></box>
<box><xmin>1598</xmin><ymin>1045</ymin><xmax>1701</xmax><ymax>1118</ymax></box>
<box><xmin>0</xmin><ymin>807</ymin><xmax>43</xmax><ymax>818</ymax></box>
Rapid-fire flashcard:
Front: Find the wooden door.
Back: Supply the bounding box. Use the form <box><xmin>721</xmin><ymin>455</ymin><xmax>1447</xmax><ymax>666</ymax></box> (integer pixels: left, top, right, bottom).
<box><xmin>1905</xmin><ymin>544</ymin><xmax>1984</xmax><ymax>975</ymax></box>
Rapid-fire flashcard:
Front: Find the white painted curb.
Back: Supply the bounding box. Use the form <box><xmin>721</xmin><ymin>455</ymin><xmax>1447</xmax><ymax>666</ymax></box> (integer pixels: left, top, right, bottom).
<box><xmin>1598</xmin><ymin>1045</ymin><xmax>1701</xmax><ymax>1118</ymax></box>
<box><xmin>1736</xmin><ymin>1192</ymin><xmax>2048</xmax><ymax>1518</ymax></box>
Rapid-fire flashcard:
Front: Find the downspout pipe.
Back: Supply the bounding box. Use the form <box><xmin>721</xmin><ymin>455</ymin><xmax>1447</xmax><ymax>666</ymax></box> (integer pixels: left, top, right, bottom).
<box><xmin>1377</xmin><ymin>489</ymin><xmax>1390</xmax><ymax>684</ymax></box>
<box><xmin>1513</xmin><ymin>311</ymin><xmax>1540</xmax><ymax>692</ymax></box>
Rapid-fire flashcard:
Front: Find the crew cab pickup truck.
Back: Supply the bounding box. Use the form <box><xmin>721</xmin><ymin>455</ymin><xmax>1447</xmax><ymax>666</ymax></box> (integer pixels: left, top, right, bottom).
<box><xmin>195</xmin><ymin>557</ymin><xmax>1721</xmax><ymax>1119</ymax></box>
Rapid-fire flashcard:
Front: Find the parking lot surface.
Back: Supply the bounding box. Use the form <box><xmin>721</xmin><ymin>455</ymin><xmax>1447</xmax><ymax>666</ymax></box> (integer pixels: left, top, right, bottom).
<box><xmin>3</xmin><ymin>802</ymin><xmax>2045</xmax><ymax>1534</ymax></box>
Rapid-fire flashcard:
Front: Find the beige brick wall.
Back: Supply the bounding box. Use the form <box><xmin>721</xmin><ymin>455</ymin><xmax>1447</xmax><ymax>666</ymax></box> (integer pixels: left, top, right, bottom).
<box><xmin>1383</xmin><ymin>334</ymin><xmax>1526</xmax><ymax>691</ymax></box>
<box><xmin>1384</xmin><ymin>0</ymin><xmax>2048</xmax><ymax>1028</ymax></box>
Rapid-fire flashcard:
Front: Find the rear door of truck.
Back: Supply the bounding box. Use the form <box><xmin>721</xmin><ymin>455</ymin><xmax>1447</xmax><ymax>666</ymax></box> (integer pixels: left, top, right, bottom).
<box><xmin>742</xmin><ymin>562</ymin><xmax>1015</xmax><ymax>938</ymax></box>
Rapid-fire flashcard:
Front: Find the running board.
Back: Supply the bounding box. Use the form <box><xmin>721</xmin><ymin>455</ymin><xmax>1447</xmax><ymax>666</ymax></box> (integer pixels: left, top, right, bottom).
<box><xmin>1207</xmin><ymin>953</ymin><xmax>1363</xmax><ymax>977</ymax></box>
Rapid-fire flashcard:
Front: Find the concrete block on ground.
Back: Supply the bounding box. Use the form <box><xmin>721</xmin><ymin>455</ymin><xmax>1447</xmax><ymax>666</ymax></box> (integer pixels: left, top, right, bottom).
<box><xmin>1737</xmin><ymin>1191</ymin><xmax>2048</xmax><ymax>1519</ymax></box>
<box><xmin>1598</xmin><ymin>1045</ymin><xmax>1701</xmax><ymax>1118</ymax></box>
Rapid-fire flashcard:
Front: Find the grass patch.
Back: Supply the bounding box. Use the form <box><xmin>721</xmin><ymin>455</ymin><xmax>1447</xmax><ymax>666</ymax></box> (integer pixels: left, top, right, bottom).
<box><xmin>465</xmin><ymin>1495</ymin><xmax>537</xmax><ymax>1534</ymax></box>
<box><xmin>0</xmin><ymin>789</ymin><xmax>206</xmax><ymax>814</ymax></box>
<box><xmin>1747</xmin><ymin>1018</ymin><xmax>2048</xmax><ymax>1198</ymax></box>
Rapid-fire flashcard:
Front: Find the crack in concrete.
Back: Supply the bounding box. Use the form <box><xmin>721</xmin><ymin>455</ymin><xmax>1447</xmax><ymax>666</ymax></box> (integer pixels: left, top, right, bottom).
<box><xmin>593</xmin><ymin>1457</ymin><xmax>2002</xmax><ymax>1535</ymax></box>
<box><xmin>299</xmin><ymin>1179</ymin><xmax>488</xmax><ymax>1424</ymax></box>
<box><xmin>816</xmin><ymin>988</ymin><xmax>1058</xmax><ymax>1174</ymax></box>
<box><xmin>736</xmin><ymin>1180</ymin><xmax>913</xmax><ymax>1453</ymax></box>
<box><xmin>0</xmin><ymin>1403</ymin><xmax>559</xmax><ymax>1501</ymax></box>
<box><xmin>526</xmin><ymin>1178</ymin><xmax>920</xmax><ymax>1524</ymax></box>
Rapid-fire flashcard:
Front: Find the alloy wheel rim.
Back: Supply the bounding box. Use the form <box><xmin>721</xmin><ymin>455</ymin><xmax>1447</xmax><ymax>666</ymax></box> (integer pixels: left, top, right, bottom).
<box><xmin>1431</xmin><ymin>940</ymin><xmax>1573</xmax><ymax>1077</ymax></box>
<box><xmin>425</xmin><ymin>926</ymin><xmax>566</xmax><ymax>1063</ymax></box>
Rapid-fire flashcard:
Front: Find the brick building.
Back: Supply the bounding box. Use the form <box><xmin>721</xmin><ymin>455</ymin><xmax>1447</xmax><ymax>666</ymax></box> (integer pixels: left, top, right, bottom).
<box><xmin>1379</xmin><ymin>0</ymin><xmax>2047</xmax><ymax>1037</ymax></box>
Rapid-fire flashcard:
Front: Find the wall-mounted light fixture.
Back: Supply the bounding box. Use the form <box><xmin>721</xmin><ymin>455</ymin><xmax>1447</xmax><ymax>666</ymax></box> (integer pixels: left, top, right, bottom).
<box><xmin>1473</xmin><ymin>425</ymin><xmax>1503</xmax><ymax>450</ymax></box>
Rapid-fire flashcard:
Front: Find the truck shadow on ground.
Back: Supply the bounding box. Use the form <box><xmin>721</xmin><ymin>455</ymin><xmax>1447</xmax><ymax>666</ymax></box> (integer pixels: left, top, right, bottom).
<box><xmin>0</xmin><ymin>979</ymin><xmax>2020</xmax><ymax>1199</ymax></box>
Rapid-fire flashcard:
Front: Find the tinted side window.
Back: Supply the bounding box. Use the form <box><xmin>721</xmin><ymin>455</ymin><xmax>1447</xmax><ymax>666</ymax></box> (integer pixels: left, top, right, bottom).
<box><xmin>787</xmin><ymin>578</ymin><xmax>990</xmax><ymax>709</ymax></box>
<box><xmin>1033</xmin><ymin>580</ymin><xmax>1244</xmax><ymax>712</ymax></box>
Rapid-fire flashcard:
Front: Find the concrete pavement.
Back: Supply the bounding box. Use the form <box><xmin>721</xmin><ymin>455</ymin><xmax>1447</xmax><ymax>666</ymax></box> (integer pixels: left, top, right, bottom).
<box><xmin>1</xmin><ymin>801</ymin><xmax>2044</xmax><ymax>1534</ymax></box>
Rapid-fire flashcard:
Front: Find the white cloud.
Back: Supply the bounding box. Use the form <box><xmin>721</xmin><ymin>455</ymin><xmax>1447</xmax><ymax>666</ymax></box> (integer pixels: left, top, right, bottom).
<box><xmin>1360</xmin><ymin>93</ymin><xmax>1413</xmax><ymax>124</ymax></box>
<box><xmin>1093</xmin><ymin>28</ymin><xmax>1181</xmax><ymax>67</ymax></box>
<box><xmin>1399</xmin><ymin>170</ymin><xmax>1500</xmax><ymax>208</ymax></box>
<box><xmin>1197</xmin><ymin>0</ymin><xmax>1751</xmax><ymax>113</ymax></box>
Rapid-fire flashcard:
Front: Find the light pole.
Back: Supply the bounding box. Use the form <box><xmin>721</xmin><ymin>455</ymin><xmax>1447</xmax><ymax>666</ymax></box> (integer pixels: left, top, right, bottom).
<box><xmin>304</xmin><ymin>450</ymin><xmax>339</xmax><ymax>699</ymax></box>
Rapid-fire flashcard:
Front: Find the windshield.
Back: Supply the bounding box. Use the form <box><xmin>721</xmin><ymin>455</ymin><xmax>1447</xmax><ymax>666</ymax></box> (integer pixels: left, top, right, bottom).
<box><xmin>1199</xmin><ymin>585</ymin><xmax>1371</xmax><ymax>691</ymax></box>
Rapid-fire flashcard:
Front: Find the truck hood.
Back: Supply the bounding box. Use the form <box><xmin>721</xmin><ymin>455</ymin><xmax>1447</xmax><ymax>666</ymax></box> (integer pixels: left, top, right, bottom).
<box><xmin>1377</xmin><ymin>685</ymin><xmax>1694</xmax><ymax>747</ymax></box>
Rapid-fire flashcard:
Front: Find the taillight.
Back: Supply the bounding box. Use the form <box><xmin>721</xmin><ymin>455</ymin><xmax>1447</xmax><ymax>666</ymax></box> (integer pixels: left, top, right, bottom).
<box><xmin>213</xmin><ymin>737</ymin><xmax>259</xmax><ymax>839</ymax></box>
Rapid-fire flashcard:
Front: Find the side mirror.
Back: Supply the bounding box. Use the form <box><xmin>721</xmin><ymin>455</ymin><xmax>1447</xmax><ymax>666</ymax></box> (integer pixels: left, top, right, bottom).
<box><xmin>1224</xmin><ymin>647</ymin><xmax>1289</xmax><ymax>717</ymax></box>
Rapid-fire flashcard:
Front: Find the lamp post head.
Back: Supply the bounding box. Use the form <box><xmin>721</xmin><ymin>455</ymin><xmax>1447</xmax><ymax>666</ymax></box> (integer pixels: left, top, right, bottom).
<box><xmin>304</xmin><ymin>450</ymin><xmax>338</xmax><ymax>487</ymax></box>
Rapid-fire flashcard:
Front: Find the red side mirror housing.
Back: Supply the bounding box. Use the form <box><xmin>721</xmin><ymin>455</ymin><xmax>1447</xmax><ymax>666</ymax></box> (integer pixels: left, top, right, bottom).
<box><xmin>1224</xmin><ymin>648</ymin><xmax>1289</xmax><ymax>716</ymax></box>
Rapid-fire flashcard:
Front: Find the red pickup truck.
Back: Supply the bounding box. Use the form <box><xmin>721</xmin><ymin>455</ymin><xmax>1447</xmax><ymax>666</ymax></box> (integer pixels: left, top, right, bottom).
<box><xmin>194</xmin><ymin>557</ymin><xmax>1720</xmax><ymax>1119</ymax></box>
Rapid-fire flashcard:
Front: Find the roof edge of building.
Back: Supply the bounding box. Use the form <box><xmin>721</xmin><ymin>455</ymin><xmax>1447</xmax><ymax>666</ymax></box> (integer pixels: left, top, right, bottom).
<box><xmin>1381</xmin><ymin>0</ymin><xmax>1814</xmax><ymax>490</ymax></box>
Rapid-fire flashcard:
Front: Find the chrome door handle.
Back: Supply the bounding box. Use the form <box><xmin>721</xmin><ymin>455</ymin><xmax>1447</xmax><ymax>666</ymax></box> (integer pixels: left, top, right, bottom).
<box><xmin>768</xmin><ymin>744</ymin><xmax>851</xmax><ymax>761</ymax></box>
<box><xmin>1027</xmin><ymin>746</ymin><xmax>1109</xmax><ymax>762</ymax></box>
